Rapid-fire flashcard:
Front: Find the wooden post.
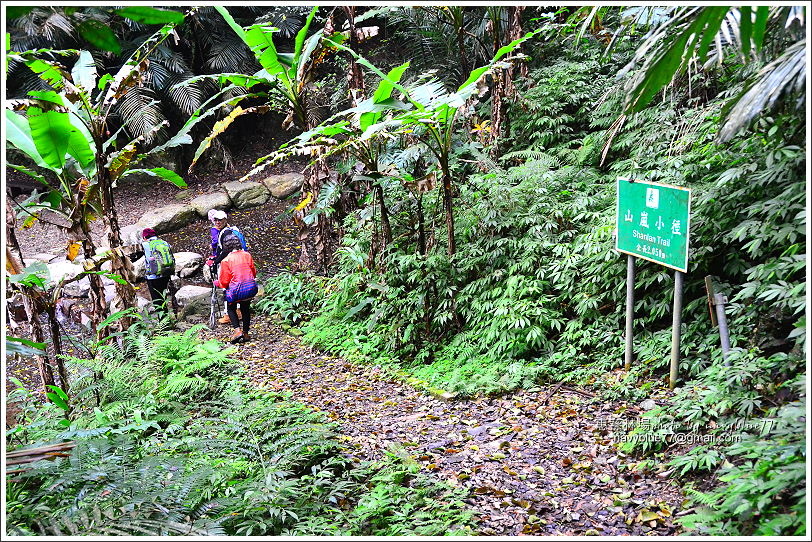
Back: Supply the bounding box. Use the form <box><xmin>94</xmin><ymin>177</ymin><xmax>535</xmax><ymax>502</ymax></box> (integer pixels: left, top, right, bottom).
<box><xmin>705</xmin><ymin>275</ymin><xmax>731</xmax><ymax>364</ymax></box>
<box><xmin>714</xmin><ymin>293</ymin><xmax>731</xmax><ymax>361</ymax></box>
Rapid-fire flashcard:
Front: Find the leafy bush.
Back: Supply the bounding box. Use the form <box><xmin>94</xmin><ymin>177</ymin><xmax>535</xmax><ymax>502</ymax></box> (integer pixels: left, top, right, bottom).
<box><xmin>679</xmin><ymin>388</ymin><xmax>806</xmax><ymax>536</ymax></box>
<box><xmin>256</xmin><ymin>272</ymin><xmax>330</xmax><ymax>324</ymax></box>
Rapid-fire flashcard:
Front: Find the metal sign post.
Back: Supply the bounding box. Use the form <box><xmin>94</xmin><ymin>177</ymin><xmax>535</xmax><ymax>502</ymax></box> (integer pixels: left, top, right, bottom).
<box><xmin>624</xmin><ymin>255</ymin><xmax>635</xmax><ymax>370</ymax></box>
<box><xmin>616</xmin><ymin>178</ymin><xmax>691</xmax><ymax>388</ymax></box>
<box><xmin>670</xmin><ymin>270</ymin><xmax>684</xmax><ymax>389</ymax></box>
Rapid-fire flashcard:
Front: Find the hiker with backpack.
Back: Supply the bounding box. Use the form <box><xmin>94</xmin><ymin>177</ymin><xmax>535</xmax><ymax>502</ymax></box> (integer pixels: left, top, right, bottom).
<box><xmin>213</xmin><ymin>235</ymin><xmax>258</xmax><ymax>343</ymax></box>
<box><xmin>140</xmin><ymin>227</ymin><xmax>176</xmax><ymax>316</ymax></box>
<box><xmin>207</xmin><ymin>209</ymin><xmax>247</xmax><ymax>266</ymax></box>
<box><xmin>206</xmin><ymin>209</ymin><xmax>248</xmax><ymax>324</ymax></box>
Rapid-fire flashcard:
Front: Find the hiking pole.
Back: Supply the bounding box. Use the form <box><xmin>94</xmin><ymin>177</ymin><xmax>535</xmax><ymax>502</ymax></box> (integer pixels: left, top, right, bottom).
<box><xmin>208</xmin><ymin>283</ymin><xmax>221</xmax><ymax>330</ymax></box>
<box><xmin>206</xmin><ymin>262</ymin><xmax>221</xmax><ymax>330</ymax></box>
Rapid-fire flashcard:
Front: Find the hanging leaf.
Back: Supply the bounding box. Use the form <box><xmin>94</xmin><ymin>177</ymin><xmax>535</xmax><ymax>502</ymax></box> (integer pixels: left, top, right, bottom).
<box><xmin>71</xmin><ymin>50</ymin><xmax>98</xmax><ymax>91</ymax></box>
<box><xmin>7</xmin><ymin>163</ymin><xmax>48</xmax><ymax>186</ymax></box>
<box><xmin>295</xmin><ymin>192</ymin><xmax>314</xmax><ymax>212</ymax></box>
<box><xmin>66</xmin><ymin>125</ymin><xmax>96</xmax><ymax>170</ymax></box>
<box><xmin>26</xmin><ymin>90</ymin><xmax>65</xmax><ymax>107</ymax></box>
<box><xmin>293</xmin><ymin>7</ymin><xmax>319</xmax><ymax>67</ymax></box>
<box><xmin>751</xmin><ymin>6</ymin><xmax>770</xmax><ymax>52</ymax></box>
<box><xmin>116</xmin><ymin>7</ymin><xmax>184</xmax><ymax>25</ymax></box>
<box><xmin>215</xmin><ymin>6</ymin><xmax>287</xmax><ymax>79</ymax></box>
<box><xmin>6</xmin><ymin>336</ymin><xmax>46</xmax><ymax>357</ymax></box>
<box><xmin>188</xmin><ymin>104</ymin><xmax>270</xmax><ymax>171</ymax></box>
<box><xmin>246</xmin><ymin>24</ymin><xmax>288</xmax><ymax>79</ymax></box>
<box><xmin>77</xmin><ymin>20</ymin><xmax>122</xmax><ymax>55</ymax></box>
<box><xmin>150</xmin><ymin>86</ymin><xmax>262</xmax><ymax>154</ymax></box>
<box><xmin>21</xmin><ymin>57</ymin><xmax>67</xmax><ymax>89</ymax></box>
<box><xmin>122</xmin><ymin>167</ymin><xmax>187</xmax><ymax>188</ymax></box>
<box><xmin>625</xmin><ymin>7</ymin><xmax>729</xmax><ymax>112</ymax></box>
<box><xmin>360</xmin><ymin>62</ymin><xmax>410</xmax><ymax>132</ymax></box>
<box><xmin>108</xmin><ymin>144</ymin><xmax>138</xmax><ymax>180</ymax></box>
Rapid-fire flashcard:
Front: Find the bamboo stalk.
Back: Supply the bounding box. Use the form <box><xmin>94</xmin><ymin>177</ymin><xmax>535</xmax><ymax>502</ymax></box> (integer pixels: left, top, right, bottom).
<box><xmin>6</xmin><ymin>441</ymin><xmax>75</xmax><ymax>458</ymax></box>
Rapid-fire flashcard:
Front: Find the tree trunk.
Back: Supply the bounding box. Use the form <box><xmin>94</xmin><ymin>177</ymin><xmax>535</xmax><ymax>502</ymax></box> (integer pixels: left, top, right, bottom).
<box><xmin>46</xmin><ymin>306</ymin><xmax>69</xmax><ymax>393</ymax></box>
<box><xmin>488</xmin><ymin>13</ymin><xmax>506</xmax><ymax>157</ymax></box>
<box><xmin>79</xmin><ymin>225</ymin><xmax>107</xmax><ymax>335</ymax></box>
<box><xmin>490</xmin><ymin>6</ymin><xmax>526</xmax><ymax>156</ymax></box>
<box><xmin>5</xmin><ymin>200</ymin><xmax>55</xmax><ymax>393</ymax></box>
<box><xmin>97</xmin><ymin>167</ymin><xmax>137</xmax><ymax>331</ymax></box>
<box><xmin>510</xmin><ymin>6</ymin><xmax>527</xmax><ymax>80</ymax></box>
<box><xmin>29</xmin><ymin>311</ymin><xmax>54</xmax><ymax>392</ymax></box>
<box><xmin>299</xmin><ymin>159</ymin><xmax>335</xmax><ymax>273</ymax></box>
<box><xmin>415</xmin><ymin>193</ymin><xmax>427</xmax><ymax>257</ymax></box>
<box><xmin>440</xmin><ymin>158</ymin><xmax>456</xmax><ymax>256</ymax></box>
<box><xmin>343</xmin><ymin>6</ymin><xmax>366</xmax><ymax>105</ymax></box>
<box><xmin>455</xmin><ymin>18</ymin><xmax>470</xmax><ymax>81</ymax></box>
<box><xmin>376</xmin><ymin>183</ymin><xmax>392</xmax><ymax>249</ymax></box>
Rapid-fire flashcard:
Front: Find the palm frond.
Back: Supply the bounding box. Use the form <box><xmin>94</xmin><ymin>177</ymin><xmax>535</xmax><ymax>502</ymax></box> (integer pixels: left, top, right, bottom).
<box><xmin>719</xmin><ymin>39</ymin><xmax>806</xmax><ymax>142</ymax></box>
<box><xmin>113</xmin><ymin>87</ymin><xmax>169</xmax><ymax>145</ymax></box>
<box><xmin>255</xmin><ymin>7</ymin><xmax>311</xmax><ymax>39</ymax></box>
<box><xmin>163</xmin><ymin>74</ymin><xmax>206</xmax><ymax>116</ymax></box>
<box><xmin>205</xmin><ymin>34</ymin><xmax>257</xmax><ymax>73</ymax></box>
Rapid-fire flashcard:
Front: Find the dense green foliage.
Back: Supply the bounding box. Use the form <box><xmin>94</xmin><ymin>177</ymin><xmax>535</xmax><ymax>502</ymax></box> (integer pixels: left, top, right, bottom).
<box><xmin>6</xmin><ymin>5</ymin><xmax>806</xmax><ymax>537</ymax></box>
<box><xmin>5</xmin><ymin>319</ymin><xmax>473</xmax><ymax>536</ymax></box>
<box><xmin>258</xmin><ymin>22</ymin><xmax>806</xmax><ymax>536</ymax></box>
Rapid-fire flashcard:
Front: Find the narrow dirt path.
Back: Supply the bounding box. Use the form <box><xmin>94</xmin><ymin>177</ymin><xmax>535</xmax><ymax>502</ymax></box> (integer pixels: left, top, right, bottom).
<box><xmin>198</xmin><ymin>314</ymin><xmax>685</xmax><ymax>536</ymax></box>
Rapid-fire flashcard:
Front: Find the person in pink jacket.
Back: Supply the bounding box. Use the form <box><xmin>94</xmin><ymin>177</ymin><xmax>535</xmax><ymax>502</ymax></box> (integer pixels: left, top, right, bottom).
<box><xmin>213</xmin><ymin>236</ymin><xmax>258</xmax><ymax>343</ymax></box>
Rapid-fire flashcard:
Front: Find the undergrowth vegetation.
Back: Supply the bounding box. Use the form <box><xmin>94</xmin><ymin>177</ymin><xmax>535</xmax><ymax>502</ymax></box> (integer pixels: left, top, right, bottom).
<box><xmin>258</xmin><ymin>34</ymin><xmax>806</xmax><ymax>536</ymax></box>
<box><xmin>6</xmin><ymin>6</ymin><xmax>805</xmax><ymax>537</ymax></box>
<box><xmin>5</xmin><ymin>318</ymin><xmax>473</xmax><ymax>536</ymax></box>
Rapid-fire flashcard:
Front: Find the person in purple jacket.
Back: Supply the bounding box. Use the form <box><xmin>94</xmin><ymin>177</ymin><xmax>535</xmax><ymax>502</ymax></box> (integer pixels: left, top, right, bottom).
<box><xmin>206</xmin><ymin>209</ymin><xmax>248</xmax><ymax>323</ymax></box>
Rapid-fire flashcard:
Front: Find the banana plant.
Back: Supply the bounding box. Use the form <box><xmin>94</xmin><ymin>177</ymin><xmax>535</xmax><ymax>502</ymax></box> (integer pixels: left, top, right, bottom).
<box><xmin>180</xmin><ymin>6</ymin><xmax>332</xmax><ymax>172</ymax></box>
<box><xmin>244</xmin><ymin>28</ymin><xmax>540</xmax><ymax>258</ymax></box>
<box><xmin>5</xmin><ymin>8</ymin><xmax>192</xmax><ymax>332</ymax></box>
<box><xmin>200</xmin><ymin>5</ymin><xmax>357</xmax><ymax>271</ymax></box>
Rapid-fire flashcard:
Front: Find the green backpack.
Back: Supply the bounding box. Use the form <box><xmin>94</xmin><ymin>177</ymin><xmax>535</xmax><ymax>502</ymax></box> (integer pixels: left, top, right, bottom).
<box><xmin>145</xmin><ymin>238</ymin><xmax>175</xmax><ymax>277</ymax></box>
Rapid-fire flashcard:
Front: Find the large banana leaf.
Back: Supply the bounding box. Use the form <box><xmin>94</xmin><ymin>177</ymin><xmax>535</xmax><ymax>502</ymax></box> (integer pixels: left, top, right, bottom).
<box><xmin>99</xmin><ymin>20</ymin><xmax>181</xmax><ymax>114</ymax></box>
<box><xmin>360</xmin><ymin>62</ymin><xmax>410</xmax><ymax>132</ymax></box>
<box><xmin>26</xmin><ymin>107</ymin><xmax>73</xmax><ymax>171</ymax></box>
<box><xmin>625</xmin><ymin>7</ymin><xmax>743</xmax><ymax>113</ymax></box>
<box><xmin>150</xmin><ymin>84</ymin><xmax>256</xmax><ymax>154</ymax></box>
<box><xmin>5</xmin><ymin>110</ymin><xmax>50</xmax><ymax>169</ymax></box>
<box><xmin>215</xmin><ymin>6</ymin><xmax>287</xmax><ymax>80</ymax></box>
<box><xmin>122</xmin><ymin>167</ymin><xmax>186</xmax><ymax>188</ymax></box>
<box><xmin>293</xmin><ymin>7</ymin><xmax>319</xmax><ymax>68</ymax></box>
<box><xmin>719</xmin><ymin>39</ymin><xmax>806</xmax><ymax>142</ymax></box>
<box><xmin>188</xmin><ymin>104</ymin><xmax>271</xmax><ymax>172</ymax></box>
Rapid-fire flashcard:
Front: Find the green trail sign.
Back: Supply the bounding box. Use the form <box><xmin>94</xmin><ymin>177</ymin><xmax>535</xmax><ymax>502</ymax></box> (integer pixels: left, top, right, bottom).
<box><xmin>616</xmin><ymin>178</ymin><xmax>691</xmax><ymax>272</ymax></box>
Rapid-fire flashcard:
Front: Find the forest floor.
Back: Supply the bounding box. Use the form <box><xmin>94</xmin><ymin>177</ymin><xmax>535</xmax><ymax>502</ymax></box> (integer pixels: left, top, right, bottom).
<box><xmin>7</xmin><ymin>145</ymin><xmax>686</xmax><ymax>535</ymax></box>
<box><xmin>199</xmin><ymin>316</ymin><xmax>685</xmax><ymax>535</ymax></box>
